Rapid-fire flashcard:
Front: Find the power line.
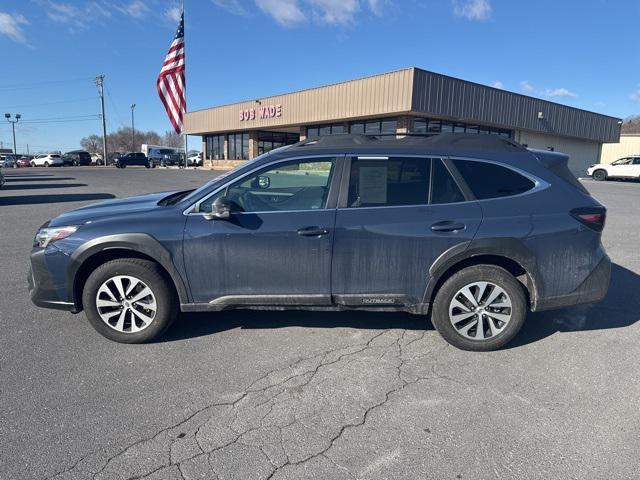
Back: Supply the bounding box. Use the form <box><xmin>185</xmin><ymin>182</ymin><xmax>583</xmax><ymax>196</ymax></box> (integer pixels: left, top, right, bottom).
<box><xmin>19</xmin><ymin>118</ymin><xmax>101</xmax><ymax>125</ymax></box>
<box><xmin>0</xmin><ymin>97</ymin><xmax>97</xmax><ymax>109</ymax></box>
<box><xmin>19</xmin><ymin>114</ymin><xmax>101</xmax><ymax>123</ymax></box>
<box><xmin>0</xmin><ymin>77</ymin><xmax>95</xmax><ymax>91</ymax></box>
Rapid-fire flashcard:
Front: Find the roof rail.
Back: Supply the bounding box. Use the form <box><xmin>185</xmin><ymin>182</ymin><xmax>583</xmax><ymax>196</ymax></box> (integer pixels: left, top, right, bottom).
<box><xmin>290</xmin><ymin>132</ymin><xmax>527</xmax><ymax>152</ymax></box>
<box><xmin>294</xmin><ymin>134</ymin><xmax>375</xmax><ymax>148</ymax></box>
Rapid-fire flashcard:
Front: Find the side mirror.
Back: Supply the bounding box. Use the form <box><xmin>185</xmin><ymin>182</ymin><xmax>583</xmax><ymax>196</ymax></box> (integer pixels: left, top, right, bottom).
<box><xmin>251</xmin><ymin>175</ymin><xmax>271</xmax><ymax>189</ymax></box>
<box><xmin>204</xmin><ymin>197</ymin><xmax>231</xmax><ymax>221</ymax></box>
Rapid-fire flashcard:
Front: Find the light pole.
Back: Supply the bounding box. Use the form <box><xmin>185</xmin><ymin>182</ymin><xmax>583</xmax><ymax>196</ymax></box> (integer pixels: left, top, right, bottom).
<box><xmin>5</xmin><ymin>113</ymin><xmax>21</xmax><ymax>161</ymax></box>
<box><xmin>131</xmin><ymin>104</ymin><xmax>136</xmax><ymax>152</ymax></box>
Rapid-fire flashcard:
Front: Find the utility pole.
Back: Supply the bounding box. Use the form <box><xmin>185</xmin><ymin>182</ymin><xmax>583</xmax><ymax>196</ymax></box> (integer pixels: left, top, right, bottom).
<box><xmin>4</xmin><ymin>113</ymin><xmax>21</xmax><ymax>158</ymax></box>
<box><xmin>131</xmin><ymin>104</ymin><xmax>136</xmax><ymax>152</ymax></box>
<box><xmin>95</xmin><ymin>75</ymin><xmax>108</xmax><ymax>166</ymax></box>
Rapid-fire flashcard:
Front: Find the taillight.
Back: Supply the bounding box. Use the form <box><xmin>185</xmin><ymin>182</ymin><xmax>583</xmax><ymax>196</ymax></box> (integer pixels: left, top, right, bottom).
<box><xmin>571</xmin><ymin>207</ymin><xmax>606</xmax><ymax>232</ymax></box>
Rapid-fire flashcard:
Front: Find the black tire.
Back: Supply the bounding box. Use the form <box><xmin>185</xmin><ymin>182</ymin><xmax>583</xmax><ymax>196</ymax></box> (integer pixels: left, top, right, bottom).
<box><xmin>431</xmin><ymin>265</ymin><xmax>527</xmax><ymax>351</ymax></box>
<box><xmin>82</xmin><ymin>259</ymin><xmax>178</xmax><ymax>343</ymax></box>
<box><xmin>30</xmin><ymin>161</ymin><xmax>36</xmax><ymax>167</ymax></box>
<box><xmin>593</xmin><ymin>169</ymin><xmax>607</xmax><ymax>181</ymax></box>
<box><xmin>73</xmin><ymin>160</ymin><xmax>79</xmax><ymax>166</ymax></box>
<box><xmin>44</xmin><ymin>162</ymin><xmax>50</xmax><ymax>168</ymax></box>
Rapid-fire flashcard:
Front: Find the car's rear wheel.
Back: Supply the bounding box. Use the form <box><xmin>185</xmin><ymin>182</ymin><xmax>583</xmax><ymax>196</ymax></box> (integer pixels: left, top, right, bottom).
<box><xmin>44</xmin><ymin>162</ymin><xmax>50</xmax><ymax>168</ymax></box>
<box><xmin>431</xmin><ymin>265</ymin><xmax>527</xmax><ymax>351</ymax></box>
<box><xmin>593</xmin><ymin>169</ymin><xmax>607</xmax><ymax>181</ymax></box>
<box><xmin>82</xmin><ymin>259</ymin><xmax>178</xmax><ymax>343</ymax></box>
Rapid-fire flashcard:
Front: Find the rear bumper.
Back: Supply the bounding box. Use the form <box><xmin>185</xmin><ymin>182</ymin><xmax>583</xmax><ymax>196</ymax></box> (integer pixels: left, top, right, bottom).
<box><xmin>534</xmin><ymin>254</ymin><xmax>611</xmax><ymax>311</ymax></box>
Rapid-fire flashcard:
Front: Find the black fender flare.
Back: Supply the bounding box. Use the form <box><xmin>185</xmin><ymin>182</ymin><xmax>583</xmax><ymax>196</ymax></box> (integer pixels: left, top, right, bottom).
<box><xmin>423</xmin><ymin>238</ymin><xmax>541</xmax><ymax>309</ymax></box>
<box><xmin>68</xmin><ymin>233</ymin><xmax>190</xmax><ymax>308</ymax></box>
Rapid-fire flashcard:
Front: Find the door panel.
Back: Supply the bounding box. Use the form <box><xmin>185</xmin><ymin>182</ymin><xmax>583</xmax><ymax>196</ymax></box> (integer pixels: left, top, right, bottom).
<box><xmin>183</xmin><ymin>210</ymin><xmax>335</xmax><ymax>303</ymax></box>
<box><xmin>183</xmin><ymin>156</ymin><xmax>341</xmax><ymax>304</ymax></box>
<box><xmin>331</xmin><ymin>156</ymin><xmax>482</xmax><ymax>306</ymax></box>
<box><xmin>331</xmin><ymin>203</ymin><xmax>482</xmax><ymax>304</ymax></box>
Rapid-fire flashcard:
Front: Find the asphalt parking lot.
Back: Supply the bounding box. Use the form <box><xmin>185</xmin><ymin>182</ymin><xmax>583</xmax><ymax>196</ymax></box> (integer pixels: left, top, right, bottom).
<box><xmin>1</xmin><ymin>167</ymin><xmax>639</xmax><ymax>480</ymax></box>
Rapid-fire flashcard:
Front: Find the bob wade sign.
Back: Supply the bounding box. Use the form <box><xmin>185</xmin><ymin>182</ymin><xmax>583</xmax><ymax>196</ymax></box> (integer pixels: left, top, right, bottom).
<box><xmin>239</xmin><ymin>104</ymin><xmax>283</xmax><ymax>122</ymax></box>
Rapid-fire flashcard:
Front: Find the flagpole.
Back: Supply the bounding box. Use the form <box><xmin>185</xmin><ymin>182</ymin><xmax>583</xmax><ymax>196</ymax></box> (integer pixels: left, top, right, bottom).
<box><xmin>182</xmin><ymin>0</ymin><xmax>188</xmax><ymax>169</ymax></box>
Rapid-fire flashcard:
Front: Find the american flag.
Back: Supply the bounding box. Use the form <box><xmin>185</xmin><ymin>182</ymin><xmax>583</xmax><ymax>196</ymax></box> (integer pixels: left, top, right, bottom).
<box><xmin>157</xmin><ymin>11</ymin><xmax>186</xmax><ymax>134</ymax></box>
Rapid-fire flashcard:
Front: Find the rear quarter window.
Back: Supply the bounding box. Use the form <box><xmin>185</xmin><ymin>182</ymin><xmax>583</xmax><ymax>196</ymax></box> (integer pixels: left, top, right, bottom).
<box><xmin>452</xmin><ymin>159</ymin><xmax>535</xmax><ymax>200</ymax></box>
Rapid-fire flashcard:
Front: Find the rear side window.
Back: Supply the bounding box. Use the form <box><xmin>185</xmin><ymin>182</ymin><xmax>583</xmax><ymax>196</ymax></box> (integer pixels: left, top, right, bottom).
<box><xmin>431</xmin><ymin>159</ymin><xmax>465</xmax><ymax>204</ymax></box>
<box><xmin>348</xmin><ymin>157</ymin><xmax>430</xmax><ymax>208</ymax></box>
<box><xmin>452</xmin><ymin>159</ymin><xmax>535</xmax><ymax>200</ymax></box>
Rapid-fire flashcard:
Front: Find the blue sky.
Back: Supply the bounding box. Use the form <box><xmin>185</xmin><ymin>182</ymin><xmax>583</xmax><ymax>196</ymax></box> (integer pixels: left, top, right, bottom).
<box><xmin>0</xmin><ymin>0</ymin><xmax>638</xmax><ymax>153</ymax></box>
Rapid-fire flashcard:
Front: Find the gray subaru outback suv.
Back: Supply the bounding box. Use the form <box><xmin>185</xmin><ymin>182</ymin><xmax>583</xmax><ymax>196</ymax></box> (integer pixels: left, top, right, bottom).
<box><xmin>29</xmin><ymin>134</ymin><xmax>610</xmax><ymax>351</ymax></box>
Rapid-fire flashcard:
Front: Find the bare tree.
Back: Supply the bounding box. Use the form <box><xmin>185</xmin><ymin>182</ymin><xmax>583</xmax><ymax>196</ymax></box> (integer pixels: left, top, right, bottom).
<box><xmin>621</xmin><ymin>116</ymin><xmax>640</xmax><ymax>134</ymax></box>
<box><xmin>163</xmin><ymin>130</ymin><xmax>183</xmax><ymax>148</ymax></box>
<box><xmin>80</xmin><ymin>134</ymin><xmax>102</xmax><ymax>154</ymax></box>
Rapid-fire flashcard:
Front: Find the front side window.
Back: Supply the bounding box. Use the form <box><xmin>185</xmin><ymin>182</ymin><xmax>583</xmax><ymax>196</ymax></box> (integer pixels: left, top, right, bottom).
<box><xmin>199</xmin><ymin>158</ymin><xmax>335</xmax><ymax>214</ymax></box>
<box><xmin>452</xmin><ymin>159</ymin><xmax>535</xmax><ymax>200</ymax></box>
<box><xmin>612</xmin><ymin>157</ymin><xmax>632</xmax><ymax>165</ymax></box>
<box><xmin>348</xmin><ymin>157</ymin><xmax>430</xmax><ymax>208</ymax></box>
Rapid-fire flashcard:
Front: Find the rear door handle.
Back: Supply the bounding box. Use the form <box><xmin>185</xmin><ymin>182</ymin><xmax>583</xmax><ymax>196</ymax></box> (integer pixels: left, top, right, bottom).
<box><xmin>431</xmin><ymin>221</ymin><xmax>466</xmax><ymax>233</ymax></box>
<box><xmin>297</xmin><ymin>226</ymin><xmax>329</xmax><ymax>237</ymax></box>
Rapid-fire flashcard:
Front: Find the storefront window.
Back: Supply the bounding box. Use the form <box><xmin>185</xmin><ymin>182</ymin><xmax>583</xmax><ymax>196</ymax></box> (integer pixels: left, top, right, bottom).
<box><xmin>411</xmin><ymin>118</ymin><xmax>512</xmax><ymax>138</ymax></box>
<box><xmin>205</xmin><ymin>134</ymin><xmax>225</xmax><ymax>160</ymax></box>
<box><xmin>257</xmin><ymin>131</ymin><xmax>299</xmax><ymax>155</ymax></box>
<box><xmin>306</xmin><ymin>123</ymin><xmax>345</xmax><ymax>138</ymax></box>
<box><xmin>349</xmin><ymin>118</ymin><xmax>397</xmax><ymax>138</ymax></box>
<box><xmin>228</xmin><ymin>133</ymin><xmax>249</xmax><ymax>160</ymax></box>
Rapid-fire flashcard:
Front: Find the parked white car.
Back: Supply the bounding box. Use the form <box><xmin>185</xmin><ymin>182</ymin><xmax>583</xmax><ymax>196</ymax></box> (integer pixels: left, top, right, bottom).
<box><xmin>30</xmin><ymin>154</ymin><xmax>63</xmax><ymax>167</ymax></box>
<box><xmin>587</xmin><ymin>156</ymin><xmax>640</xmax><ymax>181</ymax></box>
<box><xmin>187</xmin><ymin>152</ymin><xmax>202</xmax><ymax>166</ymax></box>
<box><xmin>0</xmin><ymin>155</ymin><xmax>17</xmax><ymax>168</ymax></box>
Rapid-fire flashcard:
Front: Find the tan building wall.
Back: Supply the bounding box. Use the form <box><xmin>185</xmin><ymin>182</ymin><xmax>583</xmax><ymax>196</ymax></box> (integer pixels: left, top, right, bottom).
<box><xmin>516</xmin><ymin>131</ymin><xmax>601</xmax><ymax>176</ymax></box>
<box><xmin>600</xmin><ymin>135</ymin><xmax>640</xmax><ymax>164</ymax></box>
<box><xmin>185</xmin><ymin>68</ymin><xmax>414</xmax><ymax>135</ymax></box>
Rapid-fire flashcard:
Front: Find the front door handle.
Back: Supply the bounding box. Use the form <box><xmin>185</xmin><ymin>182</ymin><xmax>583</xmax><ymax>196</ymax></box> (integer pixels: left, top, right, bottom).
<box><xmin>297</xmin><ymin>226</ymin><xmax>329</xmax><ymax>237</ymax></box>
<box><xmin>431</xmin><ymin>221</ymin><xmax>466</xmax><ymax>233</ymax></box>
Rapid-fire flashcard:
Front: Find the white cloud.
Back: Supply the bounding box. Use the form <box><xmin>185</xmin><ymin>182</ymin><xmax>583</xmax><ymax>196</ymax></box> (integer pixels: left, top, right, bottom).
<box><xmin>491</xmin><ymin>81</ymin><xmax>504</xmax><ymax>89</ymax></box>
<box><xmin>45</xmin><ymin>1</ymin><xmax>111</xmax><ymax>29</ymax></box>
<box><xmin>255</xmin><ymin>0</ymin><xmax>306</xmax><ymax>26</ymax></box>
<box><xmin>631</xmin><ymin>90</ymin><xmax>640</xmax><ymax>102</ymax></box>
<box><xmin>0</xmin><ymin>12</ymin><xmax>29</xmax><ymax>44</ymax></box>
<box><xmin>453</xmin><ymin>0</ymin><xmax>492</xmax><ymax>21</ymax></box>
<box><xmin>165</xmin><ymin>6</ymin><xmax>182</xmax><ymax>23</ymax></box>
<box><xmin>211</xmin><ymin>0</ymin><xmax>247</xmax><ymax>16</ymax></box>
<box><xmin>249</xmin><ymin>0</ymin><xmax>386</xmax><ymax>26</ymax></box>
<box><xmin>542</xmin><ymin>87</ymin><xmax>576</xmax><ymax>98</ymax></box>
<box><xmin>520</xmin><ymin>81</ymin><xmax>577</xmax><ymax>99</ymax></box>
<box><xmin>310</xmin><ymin>0</ymin><xmax>360</xmax><ymax>25</ymax></box>
<box><xmin>116</xmin><ymin>0</ymin><xmax>149</xmax><ymax>18</ymax></box>
<box><xmin>520</xmin><ymin>80</ymin><xmax>535</xmax><ymax>93</ymax></box>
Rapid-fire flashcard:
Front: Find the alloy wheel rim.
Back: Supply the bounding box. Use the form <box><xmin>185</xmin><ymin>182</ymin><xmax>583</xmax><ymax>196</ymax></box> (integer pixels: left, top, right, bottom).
<box><xmin>448</xmin><ymin>281</ymin><xmax>512</xmax><ymax>341</ymax></box>
<box><xmin>95</xmin><ymin>275</ymin><xmax>157</xmax><ymax>333</ymax></box>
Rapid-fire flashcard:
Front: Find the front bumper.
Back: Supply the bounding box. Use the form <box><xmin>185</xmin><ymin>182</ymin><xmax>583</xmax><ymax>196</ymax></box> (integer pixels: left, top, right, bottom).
<box><xmin>28</xmin><ymin>248</ymin><xmax>78</xmax><ymax>313</ymax></box>
<box><xmin>534</xmin><ymin>254</ymin><xmax>611</xmax><ymax>311</ymax></box>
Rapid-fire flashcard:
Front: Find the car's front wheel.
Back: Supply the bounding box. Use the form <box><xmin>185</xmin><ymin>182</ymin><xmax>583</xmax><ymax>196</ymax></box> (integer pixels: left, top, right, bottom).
<box><xmin>82</xmin><ymin>259</ymin><xmax>178</xmax><ymax>343</ymax></box>
<box><xmin>431</xmin><ymin>265</ymin><xmax>527</xmax><ymax>351</ymax></box>
<box><xmin>593</xmin><ymin>169</ymin><xmax>607</xmax><ymax>181</ymax></box>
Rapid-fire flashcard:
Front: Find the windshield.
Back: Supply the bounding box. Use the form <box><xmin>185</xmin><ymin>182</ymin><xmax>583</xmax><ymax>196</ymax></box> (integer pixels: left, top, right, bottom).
<box><xmin>181</xmin><ymin>147</ymin><xmax>289</xmax><ymax>205</ymax></box>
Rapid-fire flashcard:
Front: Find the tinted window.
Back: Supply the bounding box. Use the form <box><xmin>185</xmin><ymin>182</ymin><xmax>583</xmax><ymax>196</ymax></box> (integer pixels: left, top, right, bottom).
<box><xmin>348</xmin><ymin>157</ymin><xmax>430</xmax><ymax>208</ymax></box>
<box><xmin>452</xmin><ymin>159</ymin><xmax>535</xmax><ymax>200</ymax></box>
<box><xmin>431</xmin><ymin>159</ymin><xmax>465</xmax><ymax>204</ymax></box>
<box><xmin>200</xmin><ymin>159</ymin><xmax>335</xmax><ymax>213</ymax></box>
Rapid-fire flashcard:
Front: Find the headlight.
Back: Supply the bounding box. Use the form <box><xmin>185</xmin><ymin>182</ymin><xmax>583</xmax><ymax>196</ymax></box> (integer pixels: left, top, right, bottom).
<box><xmin>34</xmin><ymin>226</ymin><xmax>78</xmax><ymax>248</ymax></box>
